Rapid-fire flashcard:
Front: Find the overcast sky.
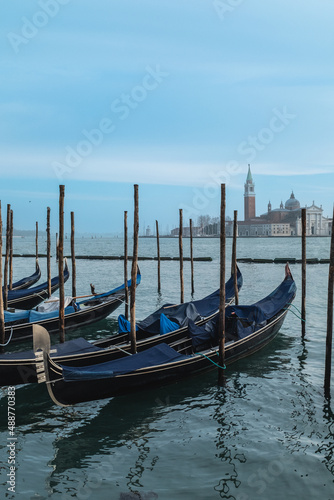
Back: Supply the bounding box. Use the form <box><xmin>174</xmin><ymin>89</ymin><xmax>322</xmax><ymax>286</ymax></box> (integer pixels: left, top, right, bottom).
<box><xmin>1</xmin><ymin>0</ymin><xmax>333</xmax><ymax>234</ymax></box>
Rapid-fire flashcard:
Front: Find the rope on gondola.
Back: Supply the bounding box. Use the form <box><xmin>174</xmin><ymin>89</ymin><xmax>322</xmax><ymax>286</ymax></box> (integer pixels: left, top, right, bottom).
<box><xmin>287</xmin><ymin>302</ymin><xmax>304</xmax><ymax>315</ymax></box>
<box><xmin>46</xmin><ymin>378</ymin><xmax>63</xmax><ymax>384</ymax></box>
<box><xmin>33</xmin><ymin>291</ymin><xmax>49</xmax><ymax>301</ymax></box>
<box><xmin>114</xmin><ymin>297</ymin><xmax>130</xmax><ymax>306</ymax></box>
<box><xmin>197</xmin><ymin>351</ymin><xmax>226</xmax><ymax>369</ymax></box>
<box><xmin>283</xmin><ymin>304</ymin><xmax>306</xmax><ymax>322</ymax></box>
<box><xmin>112</xmin><ymin>344</ymin><xmax>133</xmax><ymax>355</ymax></box>
<box><xmin>0</xmin><ymin>327</ymin><xmax>13</xmax><ymax>346</ymax></box>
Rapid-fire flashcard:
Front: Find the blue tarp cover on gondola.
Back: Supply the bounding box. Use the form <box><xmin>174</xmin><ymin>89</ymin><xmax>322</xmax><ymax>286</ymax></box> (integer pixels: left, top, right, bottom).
<box><xmin>117</xmin><ymin>268</ymin><xmax>242</xmax><ymax>335</ymax></box>
<box><xmin>188</xmin><ymin>318</ymin><xmax>219</xmax><ymax>349</ymax></box>
<box><xmin>61</xmin><ymin>343</ymin><xmax>190</xmax><ymax>381</ymax></box>
<box><xmin>79</xmin><ymin>273</ymin><xmax>141</xmax><ymax>304</ymax></box>
<box><xmin>4</xmin><ymin>273</ymin><xmax>139</xmax><ymax>326</ymax></box>
<box><xmin>225</xmin><ymin>276</ymin><xmax>296</xmax><ymax>322</ymax></box>
<box><xmin>4</xmin><ymin>309</ymin><xmax>30</xmax><ymax>323</ymax></box>
<box><xmin>118</xmin><ymin>314</ymin><xmax>138</xmax><ymax>333</ymax></box>
<box><xmin>4</xmin><ymin>305</ymin><xmax>77</xmax><ymax>324</ymax></box>
<box><xmin>189</xmin><ymin>275</ymin><xmax>296</xmax><ymax>349</ymax></box>
<box><xmin>160</xmin><ymin>314</ymin><xmax>179</xmax><ymax>334</ymax></box>
<box><xmin>29</xmin><ymin>305</ymin><xmax>76</xmax><ymax>323</ymax></box>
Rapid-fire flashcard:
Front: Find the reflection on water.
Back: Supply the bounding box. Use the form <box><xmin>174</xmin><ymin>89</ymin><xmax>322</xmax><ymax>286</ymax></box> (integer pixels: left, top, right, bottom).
<box><xmin>155</xmin><ymin>292</ymin><xmax>163</xmax><ymax>310</ymax></box>
<box><xmin>11</xmin><ymin>333</ymin><xmax>292</xmax><ymax>499</ymax></box>
<box><xmin>317</xmin><ymin>402</ymin><xmax>334</xmax><ymax>475</ymax></box>
<box><xmin>1</xmin><ymin>238</ymin><xmax>334</xmax><ymax>499</ymax></box>
<box><xmin>213</xmin><ymin>383</ymin><xmax>246</xmax><ymax>500</ymax></box>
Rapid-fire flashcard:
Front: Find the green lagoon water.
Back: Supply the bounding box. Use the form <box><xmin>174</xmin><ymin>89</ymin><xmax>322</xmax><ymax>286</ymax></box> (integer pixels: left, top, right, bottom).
<box><xmin>0</xmin><ymin>236</ymin><xmax>333</xmax><ymax>499</ymax></box>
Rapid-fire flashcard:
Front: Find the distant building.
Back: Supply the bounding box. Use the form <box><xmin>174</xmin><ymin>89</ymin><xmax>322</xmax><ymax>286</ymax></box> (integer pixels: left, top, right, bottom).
<box><xmin>170</xmin><ymin>226</ymin><xmax>203</xmax><ymax>237</ymax></box>
<box><xmin>295</xmin><ymin>202</ymin><xmax>332</xmax><ymax>236</ymax></box>
<box><xmin>244</xmin><ymin>165</ymin><xmax>256</xmax><ymax>220</ymax></box>
<box><xmin>238</xmin><ymin>166</ymin><xmax>332</xmax><ymax>236</ymax></box>
<box><xmin>238</xmin><ymin>221</ymin><xmax>291</xmax><ymax>237</ymax></box>
<box><xmin>145</xmin><ymin>225</ymin><xmax>152</xmax><ymax>237</ymax></box>
<box><xmin>169</xmin><ymin>166</ymin><xmax>332</xmax><ymax>238</ymax></box>
<box><xmin>202</xmin><ymin>217</ymin><xmax>232</xmax><ymax>236</ymax></box>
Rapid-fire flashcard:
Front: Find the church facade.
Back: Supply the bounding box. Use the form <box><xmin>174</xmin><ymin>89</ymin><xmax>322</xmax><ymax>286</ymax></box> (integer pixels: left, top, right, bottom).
<box><xmin>238</xmin><ymin>166</ymin><xmax>332</xmax><ymax>237</ymax></box>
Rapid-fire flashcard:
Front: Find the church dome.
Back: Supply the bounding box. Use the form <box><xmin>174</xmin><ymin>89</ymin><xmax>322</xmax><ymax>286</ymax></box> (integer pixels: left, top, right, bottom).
<box><xmin>285</xmin><ymin>191</ymin><xmax>300</xmax><ymax>210</ymax></box>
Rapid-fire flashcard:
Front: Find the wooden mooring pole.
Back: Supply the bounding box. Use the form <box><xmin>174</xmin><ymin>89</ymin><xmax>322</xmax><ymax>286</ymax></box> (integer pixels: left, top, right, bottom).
<box><xmin>56</xmin><ymin>232</ymin><xmax>59</xmax><ymax>262</ymax></box>
<box><xmin>46</xmin><ymin>207</ymin><xmax>51</xmax><ymax>297</ymax></box>
<box><xmin>9</xmin><ymin>209</ymin><xmax>13</xmax><ymax>290</ymax></box>
<box><xmin>324</xmin><ymin>208</ymin><xmax>334</xmax><ymax>399</ymax></box>
<box><xmin>35</xmin><ymin>221</ymin><xmax>38</xmax><ymax>261</ymax></box>
<box><xmin>58</xmin><ymin>185</ymin><xmax>65</xmax><ymax>343</ymax></box>
<box><xmin>179</xmin><ymin>209</ymin><xmax>184</xmax><ymax>304</ymax></box>
<box><xmin>71</xmin><ymin>211</ymin><xmax>76</xmax><ymax>299</ymax></box>
<box><xmin>124</xmin><ymin>211</ymin><xmax>129</xmax><ymax>320</ymax></box>
<box><xmin>232</xmin><ymin>210</ymin><xmax>238</xmax><ymax>306</ymax></box>
<box><xmin>156</xmin><ymin>220</ymin><xmax>161</xmax><ymax>293</ymax></box>
<box><xmin>130</xmin><ymin>185</ymin><xmax>139</xmax><ymax>354</ymax></box>
<box><xmin>218</xmin><ymin>184</ymin><xmax>226</xmax><ymax>386</ymax></box>
<box><xmin>301</xmin><ymin>208</ymin><xmax>306</xmax><ymax>337</ymax></box>
<box><xmin>190</xmin><ymin>218</ymin><xmax>194</xmax><ymax>295</ymax></box>
<box><xmin>0</xmin><ymin>202</ymin><xmax>5</xmax><ymax>353</ymax></box>
<box><xmin>3</xmin><ymin>204</ymin><xmax>10</xmax><ymax>311</ymax></box>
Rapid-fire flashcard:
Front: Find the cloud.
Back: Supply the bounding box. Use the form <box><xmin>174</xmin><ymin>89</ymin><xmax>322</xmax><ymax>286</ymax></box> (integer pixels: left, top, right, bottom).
<box><xmin>252</xmin><ymin>163</ymin><xmax>334</xmax><ymax>177</ymax></box>
<box><xmin>1</xmin><ymin>0</ymin><xmax>333</xmax><ymax>202</ymax></box>
<box><xmin>1</xmin><ymin>143</ymin><xmax>333</xmax><ymax>188</ymax></box>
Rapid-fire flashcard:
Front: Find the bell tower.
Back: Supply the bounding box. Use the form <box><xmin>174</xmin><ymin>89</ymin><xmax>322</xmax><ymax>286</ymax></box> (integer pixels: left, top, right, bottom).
<box><xmin>244</xmin><ymin>164</ymin><xmax>256</xmax><ymax>220</ymax></box>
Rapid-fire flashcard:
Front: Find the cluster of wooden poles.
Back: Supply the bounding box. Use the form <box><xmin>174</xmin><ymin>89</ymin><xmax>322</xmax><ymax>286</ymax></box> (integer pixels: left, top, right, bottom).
<box><xmin>0</xmin><ymin>186</ymin><xmax>334</xmax><ymax>398</ymax></box>
<box><xmin>0</xmin><ymin>202</ymin><xmax>22</xmax><ymax>344</ymax></box>
<box><xmin>0</xmin><ymin>188</ymin><xmax>78</xmax><ymax>349</ymax></box>
<box><xmin>1</xmin><ymin>203</ymin><xmax>15</xmax><ymax>309</ymax></box>
<box><xmin>127</xmin><ymin>189</ymin><xmax>334</xmax><ymax>396</ymax></box>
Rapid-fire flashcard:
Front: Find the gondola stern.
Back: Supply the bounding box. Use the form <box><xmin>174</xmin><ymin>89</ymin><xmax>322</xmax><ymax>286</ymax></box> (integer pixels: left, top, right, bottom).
<box><xmin>64</xmin><ymin>257</ymin><xmax>70</xmax><ymax>280</ymax></box>
<box><xmin>136</xmin><ymin>265</ymin><xmax>141</xmax><ymax>285</ymax></box>
<box><xmin>35</xmin><ymin>259</ymin><xmax>42</xmax><ymax>281</ymax></box>
<box><xmin>285</xmin><ymin>262</ymin><xmax>293</xmax><ymax>280</ymax></box>
<box><xmin>236</xmin><ymin>265</ymin><xmax>243</xmax><ymax>290</ymax></box>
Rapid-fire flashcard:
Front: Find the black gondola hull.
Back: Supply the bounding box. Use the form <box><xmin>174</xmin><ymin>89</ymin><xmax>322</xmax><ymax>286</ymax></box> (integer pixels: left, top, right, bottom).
<box><xmin>2</xmin><ymin>262</ymin><xmax>41</xmax><ymax>292</ymax></box>
<box><xmin>0</xmin><ymin>271</ymin><xmax>237</xmax><ymax>386</ymax></box>
<box><xmin>45</xmin><ymin>308</ymin><xmax>289</xmax><ymax>406</ymax></box>
<box><xmin>0</xmin><ymin>300</ymin><xmax>231</xmax><ymax>385</ymax></box>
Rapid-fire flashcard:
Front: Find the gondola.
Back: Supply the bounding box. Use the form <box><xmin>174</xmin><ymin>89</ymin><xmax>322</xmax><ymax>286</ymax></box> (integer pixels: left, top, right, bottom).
<box><xmin>6</xmin><ymin>260</ymin><xmax>69</xmax><ymax>310</ymax></box>
<box><xmin>0</xmin><ymin>269</ymin><xmax>242</xmax><ymax>385</ymax></box>
<box><xmin>34</xmin><ymin>265</ymin><xmax>296</xmax><ymax>406</ymax></box>
<box><xmin>0</xmin><ymin>272</ymin><xmax>141</xmax><ymax>345</ymax></box>
<box><xmin>2</xmin><ymin>261</ymin><xmax>41</xmax><ymax>292</ymax></box>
